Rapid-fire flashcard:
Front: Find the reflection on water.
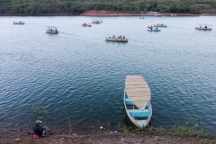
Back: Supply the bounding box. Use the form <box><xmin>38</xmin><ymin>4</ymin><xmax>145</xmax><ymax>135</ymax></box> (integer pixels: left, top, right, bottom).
<box><xmin>0</xmin><ymin>16</ymin><xmax>216</xmax><ymax>134</ymax></box>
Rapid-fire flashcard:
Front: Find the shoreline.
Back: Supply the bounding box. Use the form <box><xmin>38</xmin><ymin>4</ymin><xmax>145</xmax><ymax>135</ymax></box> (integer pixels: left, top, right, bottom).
<box><xmin>1</xmin><ymin>11</ymin><xmax>216</xmax><ymax>16</ymax></box>
<box><xmin>1</xmin><ymin>127</ymin><xmax>215</xmax><ymax>144</ymax></box>
<box><xmin>80</xmin><ymin>10</ymin><xmax>216</xmax><ymax>17</ymax></box>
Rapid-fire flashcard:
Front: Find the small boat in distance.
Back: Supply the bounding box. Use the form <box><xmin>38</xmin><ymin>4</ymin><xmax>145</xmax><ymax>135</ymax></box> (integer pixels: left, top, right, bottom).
<box><xmin>147</xmin><ymin>26</ymin><xmax>161</xmax><ymax>32</ymax></box>
<box><xmin>154</xmin><ymin>23</ymin><xmax>167</xmax><ymax>27</ymax></box>
<box><xmin>170</xmin><ymin>14</ymin><xmax>177</xmax><ymax>16</ymax></box>
<box><xmin>13</xmin><ymin>21</ymin><xmax>25</xmax><ymax>25</ymax></box>
<box><xmin>140</xmin><ymin>17</ymin><xmax>145</xmax><ymax>19</ymax></box>
<box><xmin>46</xmin><ymin>26</ymin><xmax>59</xmax><ymax>34</ymax></box>
<box><xmin>105</xmin><ymin>35</ymin><xmax>128</xmax><ymax>42</ymax></box>
<box><xmin>195</xmin><ymin>24</ymin><xmax>212</xmax><ymax>31</ymax></box>
<box><xmin>91</xmin><ymin>19</ymin><xmax>103</xmax><ymax>24</ymax></box>
<box><xmin>82</xmin><ymin>23</ymin><xmax>92</xmax><ymax>27</ymax></box>
<box><xmin>124</xmin><ymin>75</ymin><xmax>152</xmax><ymax>129</ymax></box>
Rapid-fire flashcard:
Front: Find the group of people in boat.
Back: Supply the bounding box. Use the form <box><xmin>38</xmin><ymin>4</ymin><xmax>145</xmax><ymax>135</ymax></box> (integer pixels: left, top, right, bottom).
<box><xmin>148</xmin><ymin>25</ymin><xmax>159</xmax><ymax>31</ymax></box>
<box><xmin>112</xmin><ymin>35</ymin><xmax>126</xmax><ymax>40</ymax></box>
<box><xmin>48</xmin><ymin>28</ymin><xmax>58</xmax><ymax>32</ymax></box>
<box><xmin>200</xmin><ymin>26</ymin><xmax>208</xmax><ymax>28</ymax></box>
<box><xmin>157</xmin><ymin>23</ymin><xmax>164</xmax><ymax>26</ymax></box>
<box><xmin>14</xmin><ymin>21</ymin><xmax>24</xmax><ymax>24</ymax></box>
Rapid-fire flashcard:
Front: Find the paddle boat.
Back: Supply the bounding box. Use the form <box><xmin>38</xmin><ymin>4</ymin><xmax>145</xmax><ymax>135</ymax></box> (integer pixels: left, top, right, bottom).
<box><xmin>105</xmin><ymin>35</ymin><xmax>128</xmax><ymax>42</ymax></box>
<box><xmin>154</xmin><ymin>23</ymin><xmax>167</xmax><ymax>27</ymax></box>
<box><xmin>140</xmin><ymin>17</ymin><xmax>145</xmax><ymax>19</ymax></box>
<box><xmin>195</xmin><ymin>24</ymin><xmax>212</xmax><ymax>31</ymax></box>
<box><xmin>82</xmin><ymin>23</ymin><xmax>92</xmax><ymax>27</ymax></box>
<box><xmin>123</xmin><ymin>75</ymin><xmax>152</xmax><ymax>129</ymax></box>
<box><xmin>91</xmin><ymin>19</ymin><xmax>103</xmax><ymax>24</ymax></box>
<box><xmin>46</xmin><ymin>26</ymin><xmax>59</xmax><ymax>34</ymax></box>
<box><xmin>147</xmin><ymin>26</ymin><xmax>161</xmax><ymax>32</ymax></box>
<box><xmin>13</xmin><ymin>21</ymin><xmax>25</xmax><ymax>25</ymax></box>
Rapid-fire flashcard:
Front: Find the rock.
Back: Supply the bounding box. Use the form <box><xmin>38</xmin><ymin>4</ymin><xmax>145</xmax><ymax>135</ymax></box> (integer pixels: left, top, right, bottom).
<box><xmin>14</xmin><ymin>138</ymin><xmax>20</xmax><ymax>142</ymax></box>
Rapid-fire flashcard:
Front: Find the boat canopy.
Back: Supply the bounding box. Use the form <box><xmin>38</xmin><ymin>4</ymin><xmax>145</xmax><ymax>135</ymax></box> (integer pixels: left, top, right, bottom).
<box><xmin>125</xmin><ymin>75</ymin><xmax>151</xmax><ymax>110</ymax></box>
<box><xmin>46</xmin><ymin>26</ymin><xmax>58</xmax><ymax>29</ymax></box>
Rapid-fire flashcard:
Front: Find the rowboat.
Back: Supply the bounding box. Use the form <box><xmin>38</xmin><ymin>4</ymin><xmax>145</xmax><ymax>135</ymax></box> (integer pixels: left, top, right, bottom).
<box><xmin>91</xmin><ymin>19</ymin><xmax>103</xmax><ymax>24</ymax></box>
<box><xmin>46</xmin><ymin>26</ymin><xmax>59</xmax><ymax>34</ymax></box>
<box><xmin>123</xmin><ymin>75</ymin><xmax>152</xmax><ymax>129</ymax></box>
<box><xmin>105</xmin><ymin>35</ymin><xmax>128</xmax><ymax>42</ymax></box>
<box><xmin>195</xmin><ymin>24</ymin><xmax>212</xmax><ymax>31</ymax></box>
<box><xmin>13</xmin><ymin>21</ymin><xmax>25</xmax><ymax>25</ymax></box>
<box><xmin>82</xmin><ymin>23</ymin><xmax>92</xmax><ymax>27</ymax></box>
<box><xmin>147</xmin><ymin>27</ymin><xmax>161</xmax><ymax>32</ymax></box>
<box><xmin>154</xmin><ymin>24</ymin><xmax>167</xmax><ymax>27</ymax></box>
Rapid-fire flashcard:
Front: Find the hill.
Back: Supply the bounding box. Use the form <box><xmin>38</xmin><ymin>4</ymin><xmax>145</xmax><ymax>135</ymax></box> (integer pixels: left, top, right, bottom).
<box><xmin>0</xmin><ymin>0</ymin><xmax>216</xmax><ymax>16</ymax></box>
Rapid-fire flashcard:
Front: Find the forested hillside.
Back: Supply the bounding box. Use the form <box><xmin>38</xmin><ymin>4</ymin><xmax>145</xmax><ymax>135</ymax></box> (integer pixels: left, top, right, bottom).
<box><xmin>0</xmin><ymin>0</ymin><xmax>216</xmax><ymax>15</ymax></box>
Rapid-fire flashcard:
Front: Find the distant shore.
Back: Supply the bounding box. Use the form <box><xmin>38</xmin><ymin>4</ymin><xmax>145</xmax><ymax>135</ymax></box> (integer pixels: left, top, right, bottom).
<box><xmin>80</xmin><ymin>10</ymin><xmax>216</xmax><ymax>17</ymax></box>
<box><xmin>1</xmin><ymin>10</ymin><xmax>216</xmax><ymax>16</ymax></box>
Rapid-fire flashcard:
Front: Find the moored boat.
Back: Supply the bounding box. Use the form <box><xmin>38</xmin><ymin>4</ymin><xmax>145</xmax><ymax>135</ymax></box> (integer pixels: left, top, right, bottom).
<box><xmin>13</xmin><ymin>21</ymin><xmax>25</xmax><ymax>25</ymax></box>
<box><xmin>82</xmin><ymin>23</ymin><xmax>92</xmax><ymax>27</ymax></box>
<box><xmin>46</xmin><ymin>26</ymin><xmax>59</xmax><ymax>34</ymax></box>
<box><xmin>123</xmin><ymin>75</ymin><xmax>152</xmax><ymax>129</ymax></box>
<box><xmin>105</xmin><ymin>35</ymin><xmax>128</xmax><ymax>42</ymax></box>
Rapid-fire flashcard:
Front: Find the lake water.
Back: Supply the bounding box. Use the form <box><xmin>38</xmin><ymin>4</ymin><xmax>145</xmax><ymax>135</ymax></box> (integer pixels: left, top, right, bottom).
<box><xmin>0</xmin><ymin>16</ymin><xmax>216</xmax><ymax>134</ymax></box>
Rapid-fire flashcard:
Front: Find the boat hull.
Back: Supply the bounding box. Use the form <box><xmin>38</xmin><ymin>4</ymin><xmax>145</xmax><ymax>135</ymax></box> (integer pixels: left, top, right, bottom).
<box><xmin>147</xmin><ymin>29</ymin><xmax>161</xmax><ymax>32</ymax></box>
<box><xmin>154</xmin><ymin>25</ymin><xmax>167</xmax><ymax>27</ymax></box>
<box><xmin>195</xmin><ymin>27</ymin><xmax>212</xmax><ymax>31</ymax></box>
<box><xmin>124</xmin><ymin>90</ymin><xmax>152</xmax><ymax>129</ymax></box>
<box><xmin>105</xmin><ymin>37</ymin><xmax>128</xmax><ymax>42</ymax></box>
<box><xmin>82</xmin><ymin>25</ymin><xmax>92</xmax><ymax>27</ymax></box>
<box><xmin>46</xmin><ymin>30</ymin><xmax>59</xmax><ymax>34</ymax></box>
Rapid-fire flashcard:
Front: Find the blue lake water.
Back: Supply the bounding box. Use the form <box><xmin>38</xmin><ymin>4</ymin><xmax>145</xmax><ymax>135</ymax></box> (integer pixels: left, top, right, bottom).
<box><xmin>0</xmin><ymin>16</ymin><xmax>216</xmax><ymax>134</ymax></box>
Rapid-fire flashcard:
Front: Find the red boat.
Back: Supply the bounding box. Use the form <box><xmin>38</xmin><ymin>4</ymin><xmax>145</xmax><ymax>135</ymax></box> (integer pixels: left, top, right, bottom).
<box><xmin>82</xmin><ymin>23</ymin><xmax>92</xmax><ymax>27</ymax></box>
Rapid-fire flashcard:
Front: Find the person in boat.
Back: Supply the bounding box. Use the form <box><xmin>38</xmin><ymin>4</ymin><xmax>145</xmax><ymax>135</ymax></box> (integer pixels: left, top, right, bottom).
<box><xmin>55</xmin><ymin>29</ymin><xmax>57</xmax><ymax>32</ymax></box>
<box><xmin>113</xmin><ymin>35</ymin><xmax>116</xmax><ymax>38</ymax></box>
<box><xmin>32</xmin><ymin>120</ymin><xmax>49</xmax><ymax>138</ymax></box>
<box><xmin>205</xmin><ymin>26</ymin><xmax>207</xmax><ymax>28</ymax></box>
<box><xmin>123</xmin><ymin>36</ymin><xmax>125</xmax><ymax>39</ymax></box>
<box><xmin>118</xmin><ymin>36</ymin><xmax>122</xmax><ymax>39</ymax></box>
<box><xmin>51</xmin><ymin>29</ymin><xmax>53</xmax><ymax>31</ymax></box>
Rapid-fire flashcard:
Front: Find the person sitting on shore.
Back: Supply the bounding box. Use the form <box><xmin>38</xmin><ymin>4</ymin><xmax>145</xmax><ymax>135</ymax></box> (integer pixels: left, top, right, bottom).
<box><xmin>32</xmin><ymin>120</ymin><xmax>49</xmax><ymax>138</ymax></box>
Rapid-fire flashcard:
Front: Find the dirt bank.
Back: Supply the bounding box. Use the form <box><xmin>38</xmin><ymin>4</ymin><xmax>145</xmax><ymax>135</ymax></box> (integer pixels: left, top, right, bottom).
<box><xmin>80</xmin><ymin>10</ymin><xmax>216</xmax><ymax>16</ymax></box>
<box><xmin>0</xmin><ymin>130</ymin><xmax>211</xmax><ymax>144</ymax></box>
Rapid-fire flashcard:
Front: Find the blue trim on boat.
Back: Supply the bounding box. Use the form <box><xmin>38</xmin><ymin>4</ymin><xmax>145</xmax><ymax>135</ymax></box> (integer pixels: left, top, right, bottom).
<box><xmin>125</xmin><ymin>98</ymin><xmax>133</xmax><ymax>105</ymax></box>
<box><xmin>128</xmin><ymin>109</ymin><xmax>150</xmax><ymax>118</ymax></box>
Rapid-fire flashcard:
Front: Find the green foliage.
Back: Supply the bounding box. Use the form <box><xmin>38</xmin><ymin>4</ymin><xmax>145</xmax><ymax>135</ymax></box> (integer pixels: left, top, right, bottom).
<box><xmin>0</xmin><ymin>0</ymin><xmax>215</xmax><ymax>14</ymax></box>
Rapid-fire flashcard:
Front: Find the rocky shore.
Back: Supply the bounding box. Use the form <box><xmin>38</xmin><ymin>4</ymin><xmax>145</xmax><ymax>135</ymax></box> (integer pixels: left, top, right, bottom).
<box><xmin>0</xmin><ymin>130</ymin><xmax>213</xmax><ymax>144</ymax></box>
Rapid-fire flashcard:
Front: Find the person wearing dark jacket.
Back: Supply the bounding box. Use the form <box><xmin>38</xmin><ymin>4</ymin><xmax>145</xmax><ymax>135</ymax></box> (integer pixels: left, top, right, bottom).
<box><xmin>32</xmin><ymin>120</ymin><xmax>46</xmax><ymax>137</ymax></box>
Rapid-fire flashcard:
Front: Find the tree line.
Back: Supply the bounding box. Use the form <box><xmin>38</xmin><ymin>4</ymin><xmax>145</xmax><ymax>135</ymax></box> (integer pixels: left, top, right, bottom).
<box><xmin>0</xmin><ymin>0</ymin><xmax>216</xmax><ymax>15</ymax></box>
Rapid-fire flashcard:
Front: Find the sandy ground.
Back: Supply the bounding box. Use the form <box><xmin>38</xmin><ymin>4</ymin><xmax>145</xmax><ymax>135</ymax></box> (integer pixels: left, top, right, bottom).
<box><xmin>0</xmin><ymin>130</ymin><xmax>212</xmax><ymax>144</ymax></box>
<box><xmin>80</xmin><ymin>10</ymin><xmax>216</xmax><ymax>16</ymax></box>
